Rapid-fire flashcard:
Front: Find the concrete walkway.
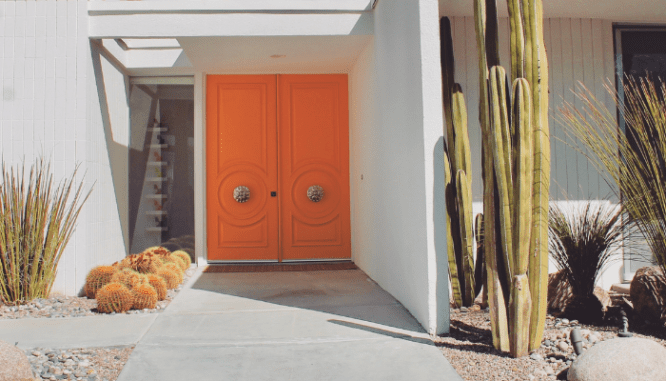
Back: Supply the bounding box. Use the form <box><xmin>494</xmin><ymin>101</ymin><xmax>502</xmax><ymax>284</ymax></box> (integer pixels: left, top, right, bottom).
<box><xmin>0</xmin><ymin>267</ymin><xmax>462</xmax><ymax>381</ymax></box>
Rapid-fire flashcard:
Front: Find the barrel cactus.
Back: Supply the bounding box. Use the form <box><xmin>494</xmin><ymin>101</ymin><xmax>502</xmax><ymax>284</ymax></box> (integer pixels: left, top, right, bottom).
<box><xmin>162</xmin><ymin>263</ymin><xmax>184</xmax><ymax>284</ymax></box>
<box><xmin>131</xmin><ymin>284</ymin><xmax>158</xmax><ymax>310</ymax></box>
<box><xmin>146</xmin><ymin>274</ymin><xmax>168</xmax><ymax>301</ymax></box>
<box><xmin>111</xmin><ymin>268</ymin><xmax>140</xmax><ymax>289</ymax></box>
<box><xmin>96</xmin><ymin>282</ymin><xmax>133</xmax><ymax>313</ymax></box>
<box><xmin>172</xmin><ymin>250</ymin><xmax>192</xmax><ymax>270</ymax></box>
<box><xmin>143</xmin><ymin>246</ymin><xmax>171</xmax><ymax>257</ymax></box>
<box><xmin>83</xmin><ymin>266</ymin><xmax>116</xmax><ymax>299</ymax></box>
<box><xmin>157</xmin><ymin>267</ymin><xmax>180</xmax><ymax>289</ymax></box>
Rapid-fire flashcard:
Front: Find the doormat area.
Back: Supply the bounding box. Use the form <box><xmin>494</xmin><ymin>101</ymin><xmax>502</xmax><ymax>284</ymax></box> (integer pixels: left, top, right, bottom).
<box><xmin>204</xmin><ymin>262</ymin><xmax>357</xmax><ymax>273</ymax></box>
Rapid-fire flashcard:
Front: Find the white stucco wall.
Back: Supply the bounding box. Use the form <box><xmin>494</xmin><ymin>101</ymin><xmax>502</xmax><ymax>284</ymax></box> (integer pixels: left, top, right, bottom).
<box><xmin>0</xmin><ymin>0</ymin><xmax>126</xmax><ymax>296</ymax></box>
<box><xmin>349</xmin><ymin>0</ymin><xmax>449</xmax><ymax>335</ymax></box>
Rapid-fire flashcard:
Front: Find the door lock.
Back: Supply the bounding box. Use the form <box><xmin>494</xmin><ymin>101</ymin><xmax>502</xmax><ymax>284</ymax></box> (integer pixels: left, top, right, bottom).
<box><xmin>271</xmin><ymin>191</ymin><xmax>277</xmax><ymax>197</ymax></box>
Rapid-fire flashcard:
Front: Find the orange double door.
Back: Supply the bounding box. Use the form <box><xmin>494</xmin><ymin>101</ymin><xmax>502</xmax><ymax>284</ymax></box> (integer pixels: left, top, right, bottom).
<box><xmin>206</xmin><ymin>74</ymin><xmax>351</xmax><ymax>262</ymax></box>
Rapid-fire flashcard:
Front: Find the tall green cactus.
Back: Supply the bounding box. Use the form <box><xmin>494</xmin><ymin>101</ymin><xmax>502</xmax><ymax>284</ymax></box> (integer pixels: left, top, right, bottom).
<box><xmin>472</xmin><ymin>0</ymin><xmax>550</xmax><ymax>358</ymax></box>
<box><xmin>440</xmin><ymin>17</ymin><xmax>477</xmax><ymax>308</ymax></box>
<box><xmin>524</xmin><ymin>0</ymin><xmax>551</xmax><ymax>352</ymax></box>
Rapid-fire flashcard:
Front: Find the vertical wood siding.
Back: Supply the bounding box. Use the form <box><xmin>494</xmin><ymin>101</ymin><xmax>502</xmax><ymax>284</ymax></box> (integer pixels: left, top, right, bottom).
<box><xmin>449</xmin><ymin>17</ymin><xmax>616</xmax><ymax>202</ymax></box>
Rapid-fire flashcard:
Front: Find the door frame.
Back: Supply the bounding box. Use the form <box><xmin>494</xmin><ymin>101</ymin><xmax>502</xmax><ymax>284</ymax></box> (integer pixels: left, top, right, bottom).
<box><xmin>197</xmin><ymin>73</ymin><xmax>353</xmax><ymax>264</ymax></box>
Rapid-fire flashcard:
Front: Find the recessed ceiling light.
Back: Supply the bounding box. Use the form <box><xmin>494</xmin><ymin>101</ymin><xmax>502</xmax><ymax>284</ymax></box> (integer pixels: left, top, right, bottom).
<box><xmin>270</xmin><ymin>54</ymin><xmax>286</xmax><ymax>58</ymax></box>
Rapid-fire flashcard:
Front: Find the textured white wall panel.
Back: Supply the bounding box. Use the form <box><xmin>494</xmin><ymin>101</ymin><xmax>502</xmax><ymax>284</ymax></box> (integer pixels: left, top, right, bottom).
<box><xmin>0</xmin><ymin>0</ymin><xmax>126</xmax><ymax>296</ymax></box>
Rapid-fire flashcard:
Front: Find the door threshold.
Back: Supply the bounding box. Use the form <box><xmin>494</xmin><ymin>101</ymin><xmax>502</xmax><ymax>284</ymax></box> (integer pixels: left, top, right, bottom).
<box><xmin>203</xmin><ymin>261</ymin><xmax>356</xmax><ymax>273</ymax></box>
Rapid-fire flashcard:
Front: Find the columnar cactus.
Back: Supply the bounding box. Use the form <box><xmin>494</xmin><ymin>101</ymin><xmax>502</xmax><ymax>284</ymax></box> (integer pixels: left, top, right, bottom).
<box><xmin>440</xmin><ymin>17</ymin><xmax>478</xmax><ymax>308</ymax></box>
<box><xmin>83</xmin><ymin>266</ymin><xmax>116</xmax><ymax>299</ymax></box>
<box><xmin>472</xmin><ymin>0</ymin><xmax>550</xmax><ymax>357</ymax></box>
<box><xmin>96</xmin><ymin>283</ymin><xmax>133</xmax><ymax>313</ymax></box>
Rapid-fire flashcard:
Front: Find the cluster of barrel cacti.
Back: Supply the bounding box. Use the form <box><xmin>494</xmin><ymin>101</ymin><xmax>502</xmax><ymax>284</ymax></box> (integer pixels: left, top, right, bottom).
<box><xmin>471</xmin><ymin>0</ymin><xmax>550</xmax><ymax>358</ymax></box>
<box><xmin>83</xmin><ymin>247</ymin><xmax>192</xmax><ymax>314</ymax></box>
<box><xmin>440</xmin><ymin>17</ymin><xmax>480</xmax><ymax>308</ymax></box>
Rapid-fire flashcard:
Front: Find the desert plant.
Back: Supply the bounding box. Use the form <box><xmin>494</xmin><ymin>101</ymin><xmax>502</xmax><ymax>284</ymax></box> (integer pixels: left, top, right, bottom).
<box><xmin>172</xmin><ymin>250</ymin><xmax>191</xmax><ymax>270</ymax></box>
<box><xmin>472</xmin><ymin>0</ymin><xmax>550</xmax><ymax>357</ymax></box>
<box><xmin>559</xmin><ymin>77</ymin><xmax>666</xmax><ymax>277</ymax></box>
<box><xmin>0</xmin><ymin>158</ymin><xmax>91</xmax><ymax>305</ymax></box>
<box><xmin>548</xmin><ymin>202</ymin><xmax>633</xmax><ymax>322</ymax></box>
<box><xmin>83</xmin><ymin>265</ymin><xmax>116</xmax><ymax>299</ymax></box>
<box><xmin>131</xmin><ymin>283</ymin><xmax>158</xmax><ymax>310</ymax></box>
<box><xmin>163</xmin><ymin>263</ymin><xmax>184</xmax><ymax>283</ymax></box>
<box><xmin>96</xmin><ymin>282</ymin><xmax>133</xmax><ymax>313</ymax></box>
<box><xmin>146</xmin><ymin>274</ymin><xmax>167</xmax><ymax>300</ymax></box>
<box><xmin>440</xmin><ymin>16</ymin><xmax>479</xmax><ymax>308</ymax></box>
<box><xmin>110</xmin><ymin>268</ymin><xmax>142</xmax><ymax>289</ymax></box>
<box><xmin>157</xmin><ymin>267</ymin><xmax>180</xmax><ymax>289</ymax></box>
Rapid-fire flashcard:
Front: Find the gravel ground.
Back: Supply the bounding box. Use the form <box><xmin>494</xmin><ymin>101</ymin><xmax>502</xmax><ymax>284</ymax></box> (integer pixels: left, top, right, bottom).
<box><xmin>436</xmin><ymin>303</ymin><xmax>666</xmax><ymax>381</ymax></box>
<box><xmin>1</xmin><ymin>266</ymin><xmax>196</xmax><ymax>381</ymax></box>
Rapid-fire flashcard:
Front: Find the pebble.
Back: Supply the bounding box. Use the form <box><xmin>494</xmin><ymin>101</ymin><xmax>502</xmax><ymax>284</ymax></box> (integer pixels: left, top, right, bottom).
<box><xmin>544</xmin><ymin>366</ymin><xmax>555</xmax><ymax>375</ymax></box>
<box><xmin>530</xmin><ymin>353</ymin><xmax>543</xmax><ymax>361</ymax></box>
<box><xmin>26</xmin><ymin>347</ymin><xmax>99</xmax><ymax>381</ymax></box>
<box><xmin>557</xmin><ymin>341</ymin><xmax>570</xmax><ymax>352</ymax></box>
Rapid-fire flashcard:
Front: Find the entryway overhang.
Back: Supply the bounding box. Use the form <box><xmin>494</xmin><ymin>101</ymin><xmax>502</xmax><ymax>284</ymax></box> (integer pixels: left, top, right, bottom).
<box><xmin>88</xmin><ymin>0</ymin><xmax>451</xmax><ymax>337</ymax></box>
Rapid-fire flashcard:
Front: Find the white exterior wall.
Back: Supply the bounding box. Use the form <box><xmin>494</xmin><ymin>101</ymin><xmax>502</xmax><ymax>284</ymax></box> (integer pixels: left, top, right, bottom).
<box><xmin>0</xmin><ymin>0</ymin><xmax>126</xmax><ymax>296</ymax></box>
<box><xmin>349</xmin><ymin>0</ymin><xmax>449</xmax><ymax>335</ymax></box>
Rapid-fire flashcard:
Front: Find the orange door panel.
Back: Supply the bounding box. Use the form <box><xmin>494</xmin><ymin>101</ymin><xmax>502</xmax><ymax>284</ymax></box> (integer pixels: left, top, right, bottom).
<box><xmin>278</xmin><ymin>75</ymin><xmax>351</xmax><ymax>260</ymax></box>
<box><xmin>206</xmin><ymin>75</ymin><xmax>279</xmax><ymax>261</ymax></box>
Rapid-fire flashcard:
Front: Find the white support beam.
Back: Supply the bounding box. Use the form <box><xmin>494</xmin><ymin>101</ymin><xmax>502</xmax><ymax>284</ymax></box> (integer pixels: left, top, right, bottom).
<box><xmin>88</xmin><ymin>0</ymin><xmax>374</xmax><ymax>15</ymax></box>
<box><xmin>89</xmin><ymin>13</ymin><xmax>373</xmax><ymax>39</ymax></box>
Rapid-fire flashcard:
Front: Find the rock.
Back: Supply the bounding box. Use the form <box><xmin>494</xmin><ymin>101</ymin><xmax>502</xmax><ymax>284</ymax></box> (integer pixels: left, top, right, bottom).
<box><xmin>568</xmin><ymin>337</ymin><xmax>666</xmax><ymax>381</ymax></box>
<box><xmin>544</xmin><ymin>366</ymin><xmax>555</xmax><ymax>375</ymax></box>
<box><xmin>629</xmin><ymin>266</ymin><xmax>666</xmax><ymax>324</ymax></box>
<box><xmin>533</xmin><ymin>369</ymin><xmax>547</xmax><ymax>378</ymax></box>
<box><xmin>557</xmin><ymin>341</ymin><xmax>570</xmax><ymax>352</ymax></box>
<box><xmin>548</xmin><ymin>271</ymin><xmax>610</xmax><ymax>323</ymax></box>
<box><xmin>561</xmin><ymin>318</ymin><xmax>570</xmax><ymax>325</ymax></box>
<box><xmin>530</xmin><ymin>353</ymin><xmax>544</xmax><ymax>361</ymax></box>
<box><xmin>0</xmin><ymin>340</ymin><xmax>34</xmax><ymax>381</ymax></box>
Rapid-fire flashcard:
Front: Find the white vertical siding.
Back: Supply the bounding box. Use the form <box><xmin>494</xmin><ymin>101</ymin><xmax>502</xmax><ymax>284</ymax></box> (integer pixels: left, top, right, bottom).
<box><xmin>448</xmin><ymin>17</ymin><xmax>617</xmax><ymax>202</ymax></box>
<box><xmin>0</xmin><ymin>0</ymin><xmax>126</xmax><ymax>296</ymax></box>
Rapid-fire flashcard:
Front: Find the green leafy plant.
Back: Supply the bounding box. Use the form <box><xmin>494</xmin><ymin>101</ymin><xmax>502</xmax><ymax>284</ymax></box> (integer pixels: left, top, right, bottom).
<box><xmin>559</xmin><ymin>77</ymin><xmax>666</xmax><ymax>278</ymax></box>
<box><xmin>548</xmin><ymin>201</ymin><xmax>633</xmax><ymax>323</ymax></box>
<box><xmin>0</xmin><ymin>158</ymin><xmax>91</xmax><ymax>305</ymax></box>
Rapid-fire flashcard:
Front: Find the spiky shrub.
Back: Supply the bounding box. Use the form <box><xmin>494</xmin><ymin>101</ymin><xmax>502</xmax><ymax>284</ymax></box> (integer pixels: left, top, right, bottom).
<box><xmin>96</xmin><ymin>282</ymin><xmax>133</xmax><ymax>313</ymax></box>
<box><xmin>146</xmin><ymin>274</ymin><xmax>168</xmax><ymax>300</ymax></box>
<box><xmin>157</xmin><ymin>267</ymin><xmax>180</xmax><ymax>289</ymax></box>
<box><xmin>0</xmin><ymin>158</ymin><xmax>91</xmax><ymax>305</ymax></box>
<box><xmin>172</xmin><ymin>250</ymin><xmax>192</xmax><ymax>270</ymax></box>
<box><xmin>549</xmin><ymin>202</ymin><xmax>633</xmax><ymax>323</ymax></box>
<box><xmin>83</xmin><ymin>266</ymin><xmax>116</xmax><ymax>299</ymax></box>
<box><xmin>131</xmin><ymin>283</ymin><xmax>158</xmax><ymax>310</ymax></box>
<box><xmin>559</xmin><ymin>77</ymin><xmax>666</xmax><ymax>278</ymax></box>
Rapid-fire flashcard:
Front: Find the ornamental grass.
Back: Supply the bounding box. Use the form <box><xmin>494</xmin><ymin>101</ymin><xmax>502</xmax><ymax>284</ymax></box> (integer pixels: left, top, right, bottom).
<box><xmin>559</xmin><ymin>77</ymin><xmax>666</xmax><ymax>276</ymax></box>
<box><xmin>0</xmin><ymin>158</ymin><xmax>91</xmax><ymax>305</ymax></box>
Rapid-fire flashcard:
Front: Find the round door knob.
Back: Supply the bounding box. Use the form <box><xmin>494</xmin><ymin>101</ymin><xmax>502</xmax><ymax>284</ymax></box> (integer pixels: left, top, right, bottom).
<box><xmin>233</xmin><ymin>186</ymin><xmax>250</xmax><ymax>203</ymax></box>
<box><xmin>307</xmin><ymin>185</ymin><xmax>324</xmax><ymax>202</ymax></box>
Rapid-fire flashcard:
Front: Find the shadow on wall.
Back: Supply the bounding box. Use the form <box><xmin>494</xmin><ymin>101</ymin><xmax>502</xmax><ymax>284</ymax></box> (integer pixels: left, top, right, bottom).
<box><xmin>433</xmin><ymin>136</ymin><xmax>451</xmax><ymax>332</ymax></box>
<box><xmin>91</xmin><ymin>41</ymin><xmax>132</xmax><ymax>255</ymax></box>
